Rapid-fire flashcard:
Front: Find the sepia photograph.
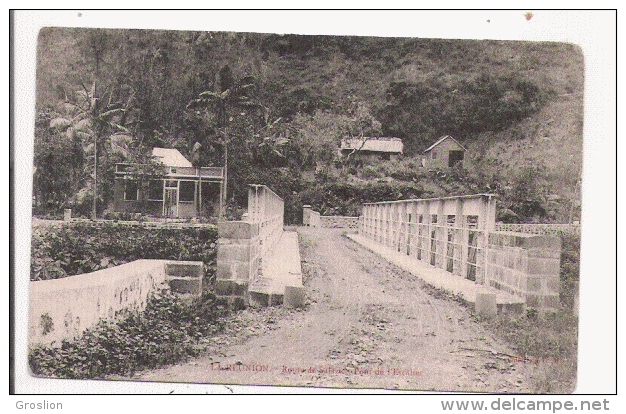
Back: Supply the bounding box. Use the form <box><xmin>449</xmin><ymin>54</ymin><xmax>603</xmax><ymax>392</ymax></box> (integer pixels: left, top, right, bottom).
<box><xmin>13</xmin><ymin>10</ymin><xmax>616</xmax><ymax>397</ymax></box>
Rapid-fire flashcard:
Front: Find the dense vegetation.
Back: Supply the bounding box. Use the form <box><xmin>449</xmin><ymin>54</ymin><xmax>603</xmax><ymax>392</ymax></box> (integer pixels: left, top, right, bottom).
<box><xmin>30</xmin><ymin>222</ymin><xmax>217</xmax><ymax>281</ymax></box>
<box><xmin>29</xmin><ymin>289</ymin><xmax>229</xmax><ymax>379</ymax></box>
<box><xmin>34</xmin><ymin>28</ymin><xmax>583</xmax><ymax>223</ymax></box>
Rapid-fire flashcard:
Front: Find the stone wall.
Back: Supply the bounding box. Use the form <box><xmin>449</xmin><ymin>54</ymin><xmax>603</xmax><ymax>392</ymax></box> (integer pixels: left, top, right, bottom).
<box><xmin>486</xmin><ymin>232</ymin><xmax>561</xmax><ymax>310</ymax></box>
<box><xmin>302</xmin><ymin>205</ymin><xmax>320</xmax><ymax>227</ymax></box>
<box><xmin>215</xmin><ymin>220</ymin><xmax>261</xmax><ymax>307</ymax></box>
<box><xmin>320</xmin><ymin>215</ymin><xmax>360</xmax><ymax>229</ymax></box>
<box><xmin>29</xmin><ymin>260</ymin><xmax>169</xmax><ymax>347</ymax></box>
<box><xmin>302</xmin><ymin>206</ymin><xmax>359</xmax><ymax>229</ymax></box>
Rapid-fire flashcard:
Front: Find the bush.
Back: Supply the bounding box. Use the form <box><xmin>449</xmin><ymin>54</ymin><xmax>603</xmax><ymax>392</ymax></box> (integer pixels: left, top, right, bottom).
<box><xmin>31</xmin><ymin>222</ymin><xmax>218</xmax><ymax>282</ymax></box>
<box><xmin>298</xmin><ymin>180</ymin><xmax>429</xmax><ymax>217</ymax></box>
<box><xmin>484</xmin><ymin>308</ymin><xmax>578</xmax><ymax>393</ymax></box>
<box><xmin>29</xmin><ymin>289</ymin><xmax>229</xmax><ymax>379</ymax></box>
<box><xmin>559</xmin><ymin>233</ymin><xmax>580</xmax><ymax>309</ymax></box>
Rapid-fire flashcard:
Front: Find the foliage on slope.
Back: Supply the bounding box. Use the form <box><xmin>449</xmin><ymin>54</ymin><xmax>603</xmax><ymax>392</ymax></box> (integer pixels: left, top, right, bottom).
<box><xmin>31</xmin><ymin>222</ymin><xmax>217</xmax><ymax>281</ymax></box>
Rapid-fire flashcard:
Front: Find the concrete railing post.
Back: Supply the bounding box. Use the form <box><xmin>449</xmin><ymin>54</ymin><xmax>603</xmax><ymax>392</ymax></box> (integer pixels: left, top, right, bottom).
<box><xmin>423</xmin><ymin>200</ymin><xmax>432</xmax><ymax>265</ymax></box>
<box><xmin>435</xmin><ymin>200</ymin><xmax>445</xmax><ymax>270</ymax></box>
<box><xmin>453</xmin><ymin>198</ymin><xmax>464</xmax><ymax>276</ymax></box>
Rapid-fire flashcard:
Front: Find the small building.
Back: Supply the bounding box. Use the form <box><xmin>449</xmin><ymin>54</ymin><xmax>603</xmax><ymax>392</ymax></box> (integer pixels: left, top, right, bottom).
<box><xmin>113</xmin><ymin>148</ymin><xmax>224</xmax><ymax>218</ymax></box>
<box><xmin>422</xmin><ymin>135</ymin><xmax>466</xmax><ymax>169</ymax></box>
<box><xmin>339</xmin><ymin>137</ymin><xmax>403</xmax><ymax>162</ymax></box>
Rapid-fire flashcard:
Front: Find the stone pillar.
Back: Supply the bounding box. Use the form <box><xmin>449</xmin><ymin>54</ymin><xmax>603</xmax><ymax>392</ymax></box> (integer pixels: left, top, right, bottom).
<box><xmin>303</xmin><ymin>205</ymin><xmax>312</xmax><ymax>226</ymax></box>
<box><xmin>215</xmin><ymin>220</ymin><xmax>261</xmax><ymax>308</ymax></box>
<box><xmin>284</xmin><ymin>286</ymin><xmax>306</xmax><ymax>308</ymax></box>
<box><xmin>475</xmin><ymin>291</ymin><xmax>497</xmax><ymax>318</ymax></box>
<box><xmin>486</xmin><ymin>232</ymin><xmax>561</xmax><ymax>311</ymax></box>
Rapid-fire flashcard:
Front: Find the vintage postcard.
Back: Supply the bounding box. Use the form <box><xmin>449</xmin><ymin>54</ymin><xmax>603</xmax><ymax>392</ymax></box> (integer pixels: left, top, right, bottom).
<box><xmin>13</xmin><ymin>10</ymin><xmax>616</xmax><ymax>397</ymax></box>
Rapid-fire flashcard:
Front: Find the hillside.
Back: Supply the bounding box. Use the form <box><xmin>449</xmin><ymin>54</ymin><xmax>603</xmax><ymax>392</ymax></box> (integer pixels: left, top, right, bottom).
<box><xmin>34</xmin><ymin>28</ymin><xmax>584</xmax><ymax>223</ymax></box>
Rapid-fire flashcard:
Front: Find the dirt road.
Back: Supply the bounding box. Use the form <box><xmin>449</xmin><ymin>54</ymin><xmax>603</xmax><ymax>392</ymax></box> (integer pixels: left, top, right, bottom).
<box><xmin>133</xmin><ymin>227</ymin><xmax>538</xmax><ymax>392</ymax></box>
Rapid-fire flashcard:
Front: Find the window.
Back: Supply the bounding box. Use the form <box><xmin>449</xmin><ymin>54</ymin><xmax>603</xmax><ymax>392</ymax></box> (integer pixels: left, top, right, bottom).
<box><xmin>179</xmin><ymin>181</ymin><xmax>195</xmax><ymax>203</ymax></box>
<box><xmin>124</xmin><ymin>180</ymin><xmax>138</xmax><ymax>201</ymax></box>
<box><xmin>148</xmin><ymin>180</ymin><xmax>163</xmax><ymax>200</ymax></box>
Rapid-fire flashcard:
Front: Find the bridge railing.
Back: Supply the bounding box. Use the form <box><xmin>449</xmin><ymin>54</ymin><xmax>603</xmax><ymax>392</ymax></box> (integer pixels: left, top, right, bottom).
<box><xmin>360</xmin><ymin>194</ymin><xmax>497</xmax><ymax>284</ymax></box>
<box><xmin>247</xmin><ymin>184</ymin><xmax>284</xmax><ymax>258</ymax></box>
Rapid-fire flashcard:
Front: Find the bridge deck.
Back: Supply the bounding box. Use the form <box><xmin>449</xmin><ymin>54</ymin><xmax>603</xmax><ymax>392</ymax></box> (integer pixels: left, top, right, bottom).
<box><xmin>346</xmin><ymin>233</ymin><xmax>525</xmax><ymax>313</ymax></box>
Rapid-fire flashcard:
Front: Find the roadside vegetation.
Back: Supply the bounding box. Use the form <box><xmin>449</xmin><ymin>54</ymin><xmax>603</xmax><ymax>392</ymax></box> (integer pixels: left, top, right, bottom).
<box><xmin>29</xmin><ymin>289</ymin><xmax>229</xmax><ymax>379</ymax></box>
<box><xmin>481</xmin><ymin>232</ymin><xmax>579</xmax><ymax>394</ymax></box>
<box><xmin>484</xmin><ymin>308</ymin><xmax>578</xmax><ymax>394</ymax></box>
<box><xmin>30</xmin><ymin>221</ymin><xmax>217</xmax><ymax>282</ymax></box>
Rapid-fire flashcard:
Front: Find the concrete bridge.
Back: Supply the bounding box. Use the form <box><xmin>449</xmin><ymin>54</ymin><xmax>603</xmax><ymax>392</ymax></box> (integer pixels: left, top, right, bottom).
<box><xmin>351</xmin><ymin>194</ymin><xmax>561</xmax><ymax>314</ymax></box>
<box><xmin>137</xmin><ymin>191</ymin><xmax>565</xmax><ymax>391</ymax></box>
<box><xmin>216</xmin><ymin>190</ymin><xmax>561</xmax><ymax>316</ymax></box>
<box><xmin>215</xmin><ymin>185</ymin><xmax>305</xmax><ymax>308</ymax></box>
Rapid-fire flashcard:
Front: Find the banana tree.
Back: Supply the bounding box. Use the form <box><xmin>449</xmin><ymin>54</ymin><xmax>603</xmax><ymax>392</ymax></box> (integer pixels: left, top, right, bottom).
<box><xmin>186</xmin><ymin>66</ymin><xmax>258</xmax><ymax>217</ymax></box>
<box><xmin>50</xmin><ymin>82</ymin><xmax>135</xmax><ymax>219</ymax></box>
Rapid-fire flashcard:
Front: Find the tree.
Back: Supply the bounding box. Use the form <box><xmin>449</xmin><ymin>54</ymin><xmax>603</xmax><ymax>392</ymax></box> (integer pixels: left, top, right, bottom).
<box><xmin>33</xmin><ymin>109</ymin><xmax>84</xmax><ymax>213</ymax></box>
<box><xmin>50</xmin><ymin>82</ymin><xmax>135</xmax><ymax>218</ymax></box>
<box><xmin>289</xmin><ymin>111</ymin><xmax>348</xmax><ymax>170</ymax></box>
<box><xmin>186</xmin><ymin>65</ymin><xmax>259</xmax><ymax>216</ymax></box>
<box><xmin>289</xmin><ymin>101</ymin><xmax>382</xmax><ymax>171</ymax></box>
<box><xmin>342</xmin><ymin>101</ymin><xmax>382</xmax><ymax>165</ymax></box>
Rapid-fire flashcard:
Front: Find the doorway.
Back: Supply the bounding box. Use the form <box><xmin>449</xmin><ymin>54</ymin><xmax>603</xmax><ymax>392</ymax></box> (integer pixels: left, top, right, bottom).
<box><xmin>449</xmin><ymin>150</ymin><xmax>464</xmax><ymax>167</ymax></box>
<box><xmin>163</xmin><ymin>186</ymin><xmax>178</xmax><ymax>217</ymax></box>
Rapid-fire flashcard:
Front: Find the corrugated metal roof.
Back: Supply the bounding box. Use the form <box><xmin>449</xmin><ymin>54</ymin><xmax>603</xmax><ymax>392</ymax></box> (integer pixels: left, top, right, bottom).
<box><xmin>340</xmin><ymin>137</ymin><xmax>403</xmax><ymax>153</ymax></box>
<box><xmin>423</xmin><ymin>135</ymin><xmax>467</xmax><ymax>153</ymax></box>
<box><xmin>152</xmin><ymin>147</ymin><xmax>193</xmax><ymax>168</ymax></box>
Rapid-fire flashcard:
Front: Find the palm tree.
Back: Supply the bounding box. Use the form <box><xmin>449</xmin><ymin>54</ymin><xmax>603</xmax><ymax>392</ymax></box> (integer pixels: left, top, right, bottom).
<box><xmin>187</xmin><ymin>65</ymin><xmax>258</xmax><ymax>217</ymax></box>
<box><xmin>51</xmin><ymin>82</ymin><xmax>134</xmax><ymax>218</ymax></box>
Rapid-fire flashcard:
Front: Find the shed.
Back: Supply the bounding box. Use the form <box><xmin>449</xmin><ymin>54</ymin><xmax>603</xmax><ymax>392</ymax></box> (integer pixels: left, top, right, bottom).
<box><xmin>422</xmin><ymin>135</ymin><xmax>466</xmax><ymax>169</ymax></box>
<box><xmin>340</xmin><ymin>137</ymin><xmax>403</xmax><ymax>162</ymax></box>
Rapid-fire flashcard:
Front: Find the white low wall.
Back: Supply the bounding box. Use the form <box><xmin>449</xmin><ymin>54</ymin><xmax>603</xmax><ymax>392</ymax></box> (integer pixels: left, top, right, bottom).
<box><xmin>29</xmin><ymin>260</ymin><xmax>169</xmax><ymax>347</ymax></box>
<box><xmin>320</xmin><ymin>215</ymin><xmax>360</xmax><ymax>229</ymax></box>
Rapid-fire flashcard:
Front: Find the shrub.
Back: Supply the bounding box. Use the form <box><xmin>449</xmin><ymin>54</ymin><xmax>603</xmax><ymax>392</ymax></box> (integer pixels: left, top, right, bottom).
<box><xmin>298</xmin><ymin>180</ymin><xmax>429</xmax><ymax>217</ymax></box>
<box><xmin>559</xmin><ymin>233</ymin><xmax>580</xmax><ymax>309</ymax></box>
<box><xmin>29</xmin><ymin>290</ymin><xmax>229</xmax><ymax>379</ymax></box>
<box><xmin>484</xmin><ymin>308</ymin><xmax>578</xmax><ymax>393</ymax></box>
<box><xmin>31</xmin><ymin>222</ymin><xmax>218</xmax><ymax>282</ymax></box>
